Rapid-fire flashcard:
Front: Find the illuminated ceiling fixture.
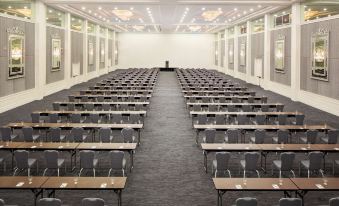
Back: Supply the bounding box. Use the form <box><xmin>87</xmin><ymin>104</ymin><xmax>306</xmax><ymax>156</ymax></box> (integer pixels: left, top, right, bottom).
<box><xmin>132</xmin><ymin>25</ymin><xmax>145</xmax><ymax>31</ymax></box>
<box><xmin>189</xmin><ymin>25</ymin><xmax>201</xmax><ymax>32</ymax></box>
<box><xmin>201</xmin><ymin>10</ymin><xmax>223</xmax><ymax>21</ymax></box>
<box><xmin>112</xmin><ymin>10</ymin><xmax>134</xmax><ymax>21</ymax></box>
<box><xmin>98</xmin><ymin>7</ymin><xmax>102</xmax><ymax>10</ymax></box>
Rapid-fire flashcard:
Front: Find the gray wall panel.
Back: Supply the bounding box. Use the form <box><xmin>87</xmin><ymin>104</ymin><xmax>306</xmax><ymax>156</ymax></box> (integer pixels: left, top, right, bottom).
<box><xmin>108</xmin><ymin>39</ymin><xmax>113</xmax><ymax>67</ymax></box>
<box><xmin>270</xmin><ymin>27</ymin><xmax>291</xmax><ymax>86</ymax></box>
<box><xmin>238</xmin><ymin>36</ymin><xmax>246</xmax><ymax>73</ymax></box>
<box><xmin>251</xmin><ymin>32</ymin><xmax>264</xmax><ymax>77</ymax></box>
<box><xmin>46</xmin><ymin>26</ymin><xmax>65</xmax><ymax>84</ymax></box>
<box><xmin>87</xmin><ymin>35</ymin><xmax>96</xmax><ymax>73</ymax></box>
<box><xmin>0</xmin><ymin>16</ymin><xmax>35</xmax><ymax>97</ymax></box>
<box><xmin>71</xmin><ymin>32</ymin><xmax>83</xmax><ymax>76</ymax></box>
<box><xmin>99</xmin><ymin>37</ymin><xmax>105</xmax><ymax>69</ymax></box>
<box><xmin>228</xmin><ymin>38</ymin><xmax>234</xmax><ymax>70</ymax></box>
<box><xmin>300</xmin><ymin>19</ymin><xmax>339</xmax><ymax>100</ymax></box>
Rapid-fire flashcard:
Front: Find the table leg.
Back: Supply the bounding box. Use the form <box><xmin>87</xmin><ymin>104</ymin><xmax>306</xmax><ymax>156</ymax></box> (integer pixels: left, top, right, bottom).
<box><xmin>31</xmin><ymin>189</ymin><xmax>43</xmax><ymax>206</ymax></box>
<box><xmin>138</xmin><ymin>129</ymin><xmax>141</xmax><ymax>145</ymax></box>
<box><xmin>129</xmin><ymin>150</ymin><xmax>134</xmax><ymax>172</ymax></box>
<box><xmin>204</xmin><ymin>151</ymin><xmax>208</xmax><ymax>173</ymax></box>
<box><xmin>70</xmin><ymin>150</ymin><xmax>77</xmax><ymax>171</ymax></box>
<box><xmin>196</xmin><ymin>130</ymin><xmax>199</xmax><ymax>145</ymax></box>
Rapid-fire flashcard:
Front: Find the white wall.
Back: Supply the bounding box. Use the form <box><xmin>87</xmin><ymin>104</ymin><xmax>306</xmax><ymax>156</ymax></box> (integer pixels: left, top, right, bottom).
<box><xmin>119</xmin><ymin>33</ymin><xmax>215</xmax><ymax>68</ymax></box>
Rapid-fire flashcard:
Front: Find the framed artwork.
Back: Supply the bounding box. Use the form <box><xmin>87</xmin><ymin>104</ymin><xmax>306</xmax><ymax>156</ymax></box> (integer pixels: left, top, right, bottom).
<box><xmin>228</xmin><ymin>42</ymin><xmax>234</xmax><ymax>64</ymax></box>
<box><xmin>88</xmin><ymin>39</ymin><xmax>94</xmax><ymax>65</ymax></box>
<box><xmin>51</xmin><ymin>38</ymin><xmax>61</xmax><ymax>71</ymax></box>
<box><xmin>239</xmin><ymin>42</ymin><xmax>246</xmax><ymax>66</ymax></box>
<box><xmin>8</xmin><ymin>33</ymin><xmax>25</xmax><ymax>79</ymax></box>
<box><xmin>274</xmin><ymin>36</ymin><xmax>285</xmax><ymax>73</ymax></box>
<box><xmin>311</xmin><ymin>29</ymin><xmax>329</xmax><ymax>81</ymax></box>
<box><xmin>100</xmin><ymin>39</ymin><xmax>105</xmax><ymax>63</ymax></box>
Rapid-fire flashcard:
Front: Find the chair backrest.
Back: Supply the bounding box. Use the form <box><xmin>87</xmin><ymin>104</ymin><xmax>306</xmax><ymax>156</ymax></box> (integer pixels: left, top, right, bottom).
<box><xmin>261</xmin><ymin>96</ymin><xmax>268</xmax><ymax>103</ymax></box>
<box><xmin>85</xmin><ymin>104</ymin><xmax>94</xmax><ymax>111</ymax></box>
<box><xmin>247</xmin><ymin>97</ymin><xmax>254</xmax><ymax>103</ymax></box>
<box><xmin>193</xmin><ymin>104</ymin><xmax>201</xmax><ymax>111</ymax></box>
<box><xmin>280</xmin><ymin>152</ymin><xmax>295</xmax><ymax>171</ymax></box>
<box><xmin>232</xmin><ymin>97</ymin><xmax>240</xmax><ymax>103</ymax></box>
<box><xmin>0</xmin><ymin>127</ymin><xmax>12</xmax><ymax>141</ymax></box>
<box><xmin>295</xmin><ymin>114</ymin><xmax>305</xmax><ymax>125</ymax></box>
<box><xmin>244</xmin><ymin>152</ymin><xmax>260</xmax><ymax>170</ymax></box>
<box><xmin>204</xmin><ymin>129</ymin><xmax>216</xmax><ymax>143</ymax></box>
<box><xmin>202</xmin><ymin>97</ymin><xmax>209</xmax><ymax>103</ymax></box>
<box><xmin>277</xmin><ymin>129</ymin><xmax>289</xmax><ymax>144</ymax></box>
<box><xmin>308</xmin><ymin>151</ymin><xmax>323</xmax><ymax>170</ymax></box>
<box><xmin>305</xmin><ymin>130</ymin><xmax>318</xmax><ymax>144</ymax></box>
<box><xmin>90</xmin><ymin>114</ymin><xmax>100</xmax><ymax>123</ymax></box>
<box><xmin>121</xmin><ymin>127</ymin><xmax>135</xmax><ymax>143</ymax></box>
<box><xmin>67</xmin><ymin>103</ymin><xmax>75</xmax><ymax>111</ymax></box>
<box><xmin>215</xmin><ymin>152</ymin><xmax>231</xmax><ymax>170</ymax></box>
<box><xmin>130</xmin><ymin>114</ymin><xmax>140</xmax><ymax>124</ymax></box>
<box><xmin>120</xmin><ymin>104</ymin><xmax>128</xmax><ymax>111</ymax></box>
<box><xmin>219</xmin><ymin>97</ymin><xmax>226</xmax><ymax>103</ymax></box>
<box><xmin>111</xmin><ymin>96</ymin><xmax>118</xmax><ymax>102</ymax></box>
<box><xmin>80</xmin><ymin>150</ymin><xmax>95</xmax><ymax>169</ymax></box>
<box><xmin>22</xmin><ymin>127</ymin><xmax>34</xmax><ymax>141</ymax></box>
<box><xmin>327</xmin><ymin>130</ymin><xmax>338</xmax><ymax>144</ymax></box>
<box><xmin>81</xmin><ymin>96</ymin><xmax>89</xmax><ymax>102</ymax></box>
<box><xmin>237</xmin><ymin>114</ymin><xmax>249</xmax><ymax>125</ymax></box>
<box><xmin>226</xmin><ymin>129</ymin><xmax>239</xmax><ymax>143</ymax></box>
<box><xmin>197</xmin><ymin>114</ymin><xmax>207</xmax><ymax>124</ymax></box>
<box><xmin>71</xmin><ymin>127</ymin><xmax>84</xmax><ymax>142</ymax></box>
<box><xmin>0</xmin><ymin>199</ymin><xmax>4</xmax><ymax>206</ymax></box>
<box><xmin>14</xmin><ymin>150</ymin><xmax>29</xmax><ymax>169</ymax></box>
<box><xmin>255</xmin><ymin>114</ymin><xmax>266</xmax><ymax>125</ymax></box>
<box><xmin>49</xmin><ymin>113</ymin><xmax>59</xmax><ymax>123</ymax></box>
<box><xmin>31</xmin><ymin>113</ymin><xmax>41</xmax><ymax>123</ymax></box>
<box><xmin>44</xmin><ymin>150</ymin><xmax>59</xmax><ymax>169</ymax></box>
<box><xmin>110</xmin><ymin>151</ymin><xmax>125</xmax><ymax>170</ymax></box>
<box><xmin>236</xmin><ymin>197</ymin><xmax>257</xmax><ymax>206</ymax></box>
<box><xmin>228</xmin><ymin>105</ymin><xmax>237</xmax><ymax>112</ymax></box>
<box><xmin>254</xmin><ymin>129</ymin><xmax>266</xmax><ymax>144</ymax></box>
<box><xmin>215</xmin><ymin>115</ymin><xmax>224</xmax><ymax>124</ymax></box>
<box><xmin>97</xmin><ymin>96</ymin><xmax>105</xmax><ymax>102</ymax></box>
<box><xmin>261</xmin><ymin>105</ymin><xmax>269</xmax><ymax>112</ymax></box>
<box><xmin>50</xmin><ymin>127</ymin><xmax>61</xmax><ymax>142</ymax></box>
<box><xmin>71</xmin><ymin>113</ymin><xmax>81</xmax><ymax>123</ymax></box>
<box><xmin>82</xmin><ymin>198</ymin><xmax>105</xmax><ymax>206</ymax></box>
<box><xmin>102</xmin><ymin>104</ymin><xmax>110</xmax><ymax>111</ymax></box>
<box><xmin>329</xmin><ymin>197</ymin><xmax>339</xmax><ymax>206</ymax></box>
<box><xmin>242</xmin><ymin>105</ymin><xmax>251</xmax><ymax>112</ymax></box>
<box><xmin>277</xmin><ymin>114</ymin><xmax>287</xmax><ymax>125</ymax></box>
<box><xmin>277</xmin><ymin>104</ymin><xmax>284</xmax><ymax>112</ymax></box>
<box><xmin>209</xmin><ymin>105</ymin><xmax>217</xmax><ymax>112</ymax></box>
<box><xmin>99</xmin><ymin>127</ymin><xmax>112</xmax><ymax>143</ymax></box>
<box><xmin>38</xmin><ymin>198</ymin><xmax>62</xmax><ymax>206</ymax></box>
<box><xmin>112</xmin><ymin>113</ymin><xmax>123</xmax><ymax>124</ymax></box>
<box><xmin>279</xmin><ymin>198</ymin><xmax>302</xmax><ymax>206</ymax></box>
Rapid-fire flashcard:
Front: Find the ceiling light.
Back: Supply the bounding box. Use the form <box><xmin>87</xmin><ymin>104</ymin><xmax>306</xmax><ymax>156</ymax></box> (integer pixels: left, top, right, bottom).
<box><xmin>324</xmin><ymin>8</ymin><xmax>327</xmax><ymax>11</ymax></box>
<box><xmin>114</xmin><ymin>7</ymin><xmax>118</xmax><ymax>10</ymax></box>
<box><xmin>81</xmin><ymin>6</ymin><xmax>86</xmax><ymax>10</ymax></box>
<box><xmin>282</xmin><ymin>11</ymin><xmax>286</xmax><ymax>15</ymax></box>
<box><xmin>218</xmin><ymin>8</ymin><xmax>222</xmax><ymax>11</ymax></box>
<box><xmin>88</xmin><ymin>10</ymin><xmax>92</xmax><ymax>13</ymax></box>
<box><xmin>112</xmin><ymin>9</ymin><xmax>134</xmax><ymax>21</ymax></box>
<box><xmin>8</xmin><ymin>6</ymin><xmax>12</xmax><ymax>9</ymax></box>
<box><xmin>304</xmin><ymin>5</ymin><xmax>307</xmax><ymax>8</ymax></box>
<box><xmin>98</xmin><ymin>6</ymin><xmax>102</xmax><ymax>10</ymax></box>
<box><xmin>94</xmin><ymin>13</ymin><xmax>97</xmax><ymax>16</ymax></box>
<box><xmin>237</xmin><ymin>14</ymin><xmax>241</xmax><ymax>17</ymax></box>
<box><xmin>185</xmin><ymin>7</ymin><xmax>189</xmax><ymax>11</ymax></box>
<box><xmin>234</xmin><ymin>8</ymin><xmax>237</xmax><ymax>11</ymax></box>
<box><xmin>202</xmin><ymin>7</ymin><xmax>205</xmax><ymax>11</ymax></box>
<box><xmin>250</xmin><ymin>8</ymin><xmax>254</xmax><ymax>12</ymax></box>
<box><xmin>146</xmin><ymin>8</ymin><xmax>150</xmax><ymax>10</ymax></box>
<box><xmin>48</xmin><ymin>9</ymin><xmax>52</xmax><ymax>13</ymax></box>
<box><xmin>130</xmin><ymin>7</ymin><xmax>134</xmax><ymax>10</ymax></box>
<box><xmin>24</xmin><ymin>6</ymin><xmax>27</xmax><ymax>9</ymax></box>
<box><xmin>258</xmin><ymin>5</ymin><xmax>262</xmax><ymax>8</ymax></box>
<box><xmin>243</xmin><ymin>11</ymin><xmax>247</xmax><ymax>14</ymax></box>
<box><xmin>57</xmin><ymin>13</ymin><xmax>61</xmax><ymax>16</ymax></box>
<box><xmin>201</xmin><ymin>10</ymin><xmax>223</xmax><ymax>21</ymax></box>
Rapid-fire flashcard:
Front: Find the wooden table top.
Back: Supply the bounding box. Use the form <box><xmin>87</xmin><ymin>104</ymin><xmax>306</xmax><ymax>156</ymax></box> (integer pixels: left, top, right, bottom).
<box><xmin>90</xmin><ymin>86</ymin><xmax>154</xmax><ymax>90</ymax></box>
<box><xmin>7</xmin><ymin>122</ymin><xmax>143</xmax><ymax>129</ymax></box>
<box><xmin>55</xmin><ymin>101</ymin><xmax>150</xmax><ymax>105</ymax></box>
<box><xmin>0</xmin><ymin>141</ymin><xmax>27</xmax><ymax>149</ymax></box>
<box><xmin>81</xmin><ymin>89</ymin><xmax>153</xmax><ymax>93</ymax></box>
<box><xmin>77</xmin><ymin>143</ymin><xmax>137</xmax><ymax>150</ymax></box>
<box><xmin>190</xmin><ymin>111</ymin><xmax>301</xmax><ymax>116</ymax></box>
<box><xmin>15</xmin><ymin>142</ymin><xmax>80</xmax><ymax>150</ymax></box>
<box><xmin>184</xmin><ymin>95</ymin><xmax>261</xmax><ymax>99</ymax></box>
<box><xmin>213</xmin><ymin>178</ymin><xmax>298</xmax><ymax>191</ymax></box>
<box><xmin>194</xmin><ymin>124</ymin><xmax>332</xmax><ymax>131</ymax></box>
<box><xmin>187</xmin><ymin>103</ymin><xmax>281</xmax><ymax>106</ymax></box>
<box><xmin>201</xmin><ymin>143</ymin><xmax>339</xmax><ymax>152</ymax></box>
<box><xmin>41</xmin><ymin>177</ymin><xmax>126</xmax><ymax>189</ymax></box>
<box><xmin>34</xmin><ymin>110</ymin><xmax>147</xmax><ymax>115</ymax></box>
<box><xmin>0</xmin><ymin>176</ymin><xmax>49</xmax><ymax>189</ymax></box>
<box><xmin>182</xmin><ymin>87</ymin><xmax>244</xmax><ymax>90</ymax></box>
<box><xmin>183</xmin><ymin>91</ymin><xmax>255</xmax><ymax>95</ymax></box>
<box><xmin>70</xmin><ymin>94</ymin><xmax>152</xmax><ymax>98</ymax></box>
<box><xmin>291</xmin><ymin>178</ymin><xmax>339</xmax><ymax>190</ymax></box>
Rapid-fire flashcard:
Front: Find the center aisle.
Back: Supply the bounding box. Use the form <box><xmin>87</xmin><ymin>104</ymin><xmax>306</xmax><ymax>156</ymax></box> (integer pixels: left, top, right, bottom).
<box><xmin>125</xmin><ymin>71</ymin><xmax>215</xmax><ymax>205</ymax></box>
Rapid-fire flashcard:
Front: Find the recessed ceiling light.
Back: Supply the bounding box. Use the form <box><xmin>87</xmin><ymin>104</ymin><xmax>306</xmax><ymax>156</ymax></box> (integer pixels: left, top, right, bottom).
<box><xmin>323</xmin><ymin>8</ymin><xmax>327</xmax><ymax>11</ymax></box>
<box><xmin>24</xmin><ymin>6</ymin><xmax>27</xmax><ymax>9</ymax></box>
<box><xmin>146</xmin><ymin>7</ymin><xmax>150</xmax><ymax>10</ymax></box>
<box><xmin>48</xmin><ymin>9</ymin><xmax>52</xmax><ymax>13</ymax></box>
<box><xmin>258</xmin><ymin>5</ymin><xmax>262</xmax><ymax>8</ymax></box>
<box><xmin>218</xmin><ymin>8</ymin><xmax>222</xmax><ymax>11</ymax></box>
<box><xmin>282</xmin><ymin>11</ymin><xmax>286</xmax><ymax>14</ymax></box>
<box><xmin>8</xmin><ymin>6</ymin><xmax>12</xmax><ymax>9</ymax></box>
<box><xmin>130</xmin><ymin>7</ymin><xmax>134</xmax><ymax>10</ymax></box>
<box><xmin>304</xmin><ymin>5</ymin><xmax>307</xmax><ymax>8</ymax></box>
<box><xmin>88</xmin><ymin>10</ymin><xmax>92</xmax><ymax>13</ymax></box>
<box><xmin>98</xmin><ymin>7</ymin><xmax>102</xmax><ymax>10</ymax></box>
<box><xmin>94</xmin><ymin>13</ymin><xmax>97</xmax><ymax>16</ymax></box>
<box><xmin>114</xmin><ymin>7</ymin><xmax>118</xmax><ymax>10</ymax></box>
<box><xmin>185</xmin><ymin>7</ymin><xmax>189</xmax><ymax>11</ymax></box>
<box><xmin>250</xmin><ymin>8</ymin><xmax>254</xmax><ymax>12</ymax></box>
<box><xmin>81</xmin><ymin>6</ymin><xmax>86</xmax><ymax>10</ymax></box>
<box><xmin>237</xmin><ymin>14</ymin><xmax>241</xmax><ymax>17</ymax></box>
<box><xmin>243</xmin><ymin>11</ymin><xmax>247</xmax><ymax>14</ymax></box>
<box><xmin>57</xmin><ymin>13</ymin><xmax>61</xmax><ymax>16</ymax></box>
<box><xmin>202</xmin><ymin>7</ymin><xmax>205</xmax><ymax>11</ymax></box>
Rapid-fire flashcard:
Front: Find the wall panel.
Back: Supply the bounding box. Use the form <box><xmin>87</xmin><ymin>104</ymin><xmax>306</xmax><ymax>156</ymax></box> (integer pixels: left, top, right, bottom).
<box><xmin>251</xmin><ymin>32</ymin><xmax>264</xmax><ymax>77</ymax></box>
<box><xmin>87</xmin><ymin>35</ymin><xmax>96</xmax><ymax>73</ymax></box>
<box><xmin>71</xmin><ymin>31</ymin><xmax>83</xmax><ymax>76</ymax></box>
<box><xmin>238</xmin><ymin>36</ymin><xmax>246</xmax><ymax>73</ymax></box>
<box><xmin>99</xmin><ymin>37</ymin><xmax>105</xmax><ymax>69</ymax></box>
<box><xmin>228</xmin><ymin>38</ymin><xmax>234</xmax><ymax>70</ymax></box>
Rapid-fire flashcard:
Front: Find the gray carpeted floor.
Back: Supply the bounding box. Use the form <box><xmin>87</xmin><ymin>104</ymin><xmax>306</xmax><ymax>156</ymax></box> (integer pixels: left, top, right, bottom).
<box><xmin>0</xmin><ymin>71</ymin><xmax>338</xmax><ymax>205</ymax></box>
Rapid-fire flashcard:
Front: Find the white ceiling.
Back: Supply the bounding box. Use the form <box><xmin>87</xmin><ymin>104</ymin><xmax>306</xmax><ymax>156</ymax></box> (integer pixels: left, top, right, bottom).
<box><xmin>43</xmin><ymin>0</ymin><xmax>298</xmax><ymax>33</ymax></box>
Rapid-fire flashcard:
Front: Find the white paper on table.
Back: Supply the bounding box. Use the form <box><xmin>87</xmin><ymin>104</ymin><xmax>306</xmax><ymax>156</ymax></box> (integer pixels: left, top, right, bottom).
<box><xmin>100</xmin><ymin>183</ymin><xmax>107</xmax><ymax>188</ymax></box>
<box><xmin>60</xmin><ymin>183</ymin><xmax>68</xmax><ymax>188</ymax></box>
<box><xmin>16</xmin><ymin>182</ymin><xmax>24</xmax><ymax>187</ymax></box>
<box><xmin>272</xmin><ymin>184</ymin><xmax>280</xmax><ymax>189</ymax></box>
<box><xmin>315</xmin><ymin>184</ymin><xmax>324</xmax><ymax>189</ymax></box>
<box><xmin>91</xmin><ymin>146</ymin><xmax>97</xmax><ymax>149</ymax></box>
<box><xmin>119</xmin><ymin>146</ymin><xmax>124</xmax><ymax>149</ymax></box>
<box><xmin>58</xmin><ymin>146</ymin><xmax>64</xmax><ymax>149</ymax></box>
<box><xmin>31</xmin><ymin>146</ymin><xmax>37</xmax><ymax>149</ymax></box>
<box><xmin>235</xmin><ymin>185</ymin><xmax>242</xmax><ymax>189</ymax></box>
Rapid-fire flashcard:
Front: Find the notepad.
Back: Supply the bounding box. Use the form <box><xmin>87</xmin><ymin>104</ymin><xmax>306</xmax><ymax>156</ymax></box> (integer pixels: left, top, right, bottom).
<box><xmin>91</xmin><ymin>146</ymin><xmax>97</xmax><ymax>149</ymax></box>
<box><xmin>58</xmin><ymin>146</ymin><xmax>64</xmax><ymax>149</ymax></box>
<box><xmin>100</xmin><ymin>183</ymin><xmax>107</xmax><ymax>188</ymax></box>
<box><xmin>235</xmin><ymin>185</ymin><xmax>242</xmax><ymax>189</ymax></box>
<box><xmin>315</xmin><ymin>184</ymin><xmax>324</xmax><ymax>189</ymax></box>
<box><xmin>119</xmin><ymin>146</ymin><xmax>124</xmax><ymax>149</ymax></box>
<box><xmin>334</xmin><ymin>148</ymin><xmax>339</xmax><ymax>151</ymax></box>
<box><xmin>217</xmin><ymin>147</ymin><xmax>222</xmax><ymax>149</ymax></box>
<box><xmin>272</xmin><ymin>184</ymin><xmax>280</xmax><ymax>189</ymax></box>
<box><xmin>245</xmin><ymin>147</ymin><xmax>250</xmax><ymax>150</ymax></box>
<box><xmin>60</xmin><ymin>183</ymin><xmax>67</xmax><ymax>188</ymax></box>
<box><xmin>16</xmin><ymin>182</ymin><xmax>24</xmax><ymax>187</ymax></box>
<box><xmin>0</xmin><ymin>145</ymin><xmax>3</xmax><ymax>148</ymax></box>
<box><xmin>276</xmin><ymin>147</ymin><xmax>281</xmax><ymax>150</ymax></box>
<box><xmin>301</xmin><ymin>147</ymin><xmax>307</xmax><ymax>150</ymax></box>
<box><xmin>31</xmin><ymin>146</ymin><xmax>37</xmax><ymax>149</ymax></box>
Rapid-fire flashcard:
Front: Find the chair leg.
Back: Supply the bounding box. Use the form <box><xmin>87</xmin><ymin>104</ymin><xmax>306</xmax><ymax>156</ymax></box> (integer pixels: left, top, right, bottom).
<box><xmin>79</xmin><ymin>168</ymin><xmax>83</xmax><ymax>177</ymax></box>
<box><xmin>43</xmin><ymin>168</ymin><xmax>48</xmax><ymax>176</ymax></box>
<box><xmin>256</xmin><ymin>170</ymin><xmax>260</xmax><ymax>178</ymax></box>
<box><xmin>93</xmin><ymin>169</ymin><xmax>96</xmax><ymax>177</ymax></box>
<box><xmin>279</xmin><ymin>170</ymin><xmax>282</xmax><ymax>179</ymax></box>
<box><xmin>28</xmin><ymin>168</ymin><xmax>30</xmax><ymax>177</ymax></box>
<box><xmin>290</xmin><ymin>170</ymin><xmax>296</xmax><ymax>178</ymax></box>
<box><xmin>122</xmin><ymin>169</ymin><xmax>125</xmax><ymax>177</ymax></box>
<box><xmin>214</xmin><ymin>170</ymin><xmax>217</xmax><ymax>178</ymax></box>
<box><xmin>57</xmin><ymin>168</ymin><xmax>60</xmax><ymax>177</ymax></box>
<box><xmin>307</xmin><ymin>170</ymin><xmax>310</xmax><ymax>178</ymax></box>
<box><xmin>13</xmin><ymin>168</ymin><xmax>18</xmax><ymax>176</ymax></box>
<box><xmin>227</xmin><ymin>170</ymin><xmax>231</xmax><ymax>178</ymax></box>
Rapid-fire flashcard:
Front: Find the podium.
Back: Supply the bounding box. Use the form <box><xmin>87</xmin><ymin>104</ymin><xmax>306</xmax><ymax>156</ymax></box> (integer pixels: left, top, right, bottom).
<box><xmin>159</xmin><ymin>61</ymin><xmax>176</xmax><ymax>71</ymax></box>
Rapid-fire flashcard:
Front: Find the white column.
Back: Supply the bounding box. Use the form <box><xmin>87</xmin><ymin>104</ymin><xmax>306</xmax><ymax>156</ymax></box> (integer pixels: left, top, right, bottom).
<box><xmin>217</xmin><ymin>32</ymin><xmax>221</xmax><ymax>71</ymax></box>
<box><xmin>64</xmin><ymin>13</ymin><xmax>72</xmax><ymax>88</ymax></box>
<box><xmin>34</xmin><ymin>1</ymin><xmax>46</xmax><ymax>97</ymax></box>
<box><xmin>95</xmin><ymin>25</ymin><xmax>100</xmax><ymax>76</ymax></box>
<box><xmin>224</xmin><ymin>28</ymin><xmax>229</xmax><ymax>75</ymax></box>
<box><xmin>83</xmin><ymin>20</ymin><xmax>88</xmax><ymax>79</ymax></box>
<box><xmin>263</xmin><ymin>14</ymin><xmax>271</xmax><ymax>88</ymax></box>
<box><xmin>234</xmin><ymin>25</ymin><xmax>239</xmax><ymax>78</ymax></box>
<box><xmin>290</xmin><ymin>3</ymin><xmax>301</xmax><ymax>101</ymax></box>
<box><xmin>246</xmin><ymin>21</ymin><xmax>252</xmax><ymax>82</ymax></box>
<box><xmin>105</xmin><ymin>28</ymin><xmax>109</xmax><ymax>73</ymax></box>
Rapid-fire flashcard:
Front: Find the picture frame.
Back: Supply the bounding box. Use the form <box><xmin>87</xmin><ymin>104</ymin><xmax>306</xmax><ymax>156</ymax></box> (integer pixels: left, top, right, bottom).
<box><xmin>274</xmin><ymin>36</ymin><xmax>285</xmax><ymax>73</ymax></box>
<box><xmin>51</xmin><ymin>38</ymin><xmax>61</xmax><ymax>71</ymax></box>
<box><xmin>8</xmin><ymin>33</ymin><xmax>25</xmax><ymax>79</ymax></box>
<box><xmin>88</xmin><ymin>39</ymin><xmax>94</xmax><ymax>65</ymax></box>
<box><xmin>311</xmin><ymin>29</ymin><xmax>329</xmax><ymax>81</ymax></box>
<box><xmin>239</xmin><ymin>42</ymin><xmax>246</xmax><ymax>66</ymax></box>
